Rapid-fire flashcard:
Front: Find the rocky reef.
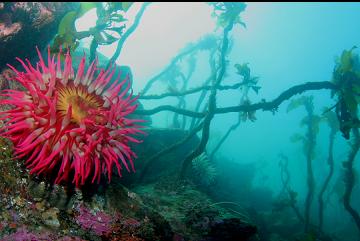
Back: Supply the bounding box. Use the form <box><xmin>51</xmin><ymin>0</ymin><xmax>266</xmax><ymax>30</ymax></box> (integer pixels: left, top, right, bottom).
<box><xmin>0</xmin><ymin>130</ymin><xmax>257</xmax><ymax>241</ymax></box>
<box><xmin>0</xmin><ymin>2</ymin><xmax>77</xmax><ymax>69</ymax></box>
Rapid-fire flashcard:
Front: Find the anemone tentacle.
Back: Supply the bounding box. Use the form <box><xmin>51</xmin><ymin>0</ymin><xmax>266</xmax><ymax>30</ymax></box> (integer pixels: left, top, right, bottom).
<box><xmin>0</xmin><ymin>47</ymin><xmax>144</xmax><ymax>187</ymax></box>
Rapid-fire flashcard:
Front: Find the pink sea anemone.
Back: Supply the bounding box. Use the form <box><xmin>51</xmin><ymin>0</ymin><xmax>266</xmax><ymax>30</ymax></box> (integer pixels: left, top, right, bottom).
<box><xmin>0</xmin><ymin>48</ymin><xmax>144</xmax><ymax>187</ymax></box>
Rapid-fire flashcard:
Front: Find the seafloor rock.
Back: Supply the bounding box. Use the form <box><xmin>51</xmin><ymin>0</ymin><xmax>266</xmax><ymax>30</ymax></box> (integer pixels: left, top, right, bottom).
<box><xmin>0</xmin><ymin>169</ymin><xmax>174</xmax><ymax>240</ymax></box>
<box><xmin>123</xmin><ymin>128</ymin><xmax>201</xmax><ymax>184</ymax></box>
<box><xmin>204</xmin><ymin>218</ymin><xmax>257</xmax><ymax>241</ymax></box>
<box><xmin>133</xmin><ymin>181</ymin><xmax>257</xmax><ymax>241</ymax></box>
<box><xmin>0</xmin><ymin>130</ymin><xmax>254</xmax><ymax>241</ymax></box>
<box><xmin>0</xmin><ymin>2</ymin><xmax>77</xmax><ymax>70</ymax></box>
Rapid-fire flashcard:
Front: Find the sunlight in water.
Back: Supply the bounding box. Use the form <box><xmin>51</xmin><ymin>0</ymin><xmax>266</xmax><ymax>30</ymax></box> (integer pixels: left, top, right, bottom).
<box><xmin>75</xmin><ymin>3</ymin><xmax>216</xmax><ymax>91</ymax></box>
<box><xmin>74</xmin><ymin>2</ymin><xmax>269</xmax><ymax>93</ymax></box>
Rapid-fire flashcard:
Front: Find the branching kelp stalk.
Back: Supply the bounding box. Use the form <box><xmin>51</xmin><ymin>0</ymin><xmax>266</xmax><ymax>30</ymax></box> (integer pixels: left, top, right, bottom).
<box><xmin>287</xmin><ymin>96</ymin><xmax>321</xmax><ymax>233</ymax></box>
<box><xmin>343</xmin><ymin>128</ymin><xmax>360</xmax><ymax>233</ymax></box>
<box><xmin>190</xmin><ymin>48</ymin><xmax>218</xmax><ymax>130</ymax></box>
<box><xmin>172</xmin><ymin>73</ymin><xmax>187</xmax><ymax>128</ymax></box>
<box><xmin>141</xmin><ymin>39</ymin><xmax>205</xmax><ymax>95</ymax></box>
<box><xmin>318</xmin><ymin>111</ymin><xmax>338</xmax><ymax>231</ymax></box>
<box><xmin>208</xmin><ymin>62</ymin><xmax>261</xmax><ymax>159</ymax></box>
<box><xmin>107</xmin><ymin>2</ymin><xmax>151</xmax><ymax>67</ymax></box>
<box><xmin>135</xmin><ymin>81</ymin><xmax>337</xmax><ymax>117</ymax></box>
<box><xmin>325</xmin><ymin>45</ymin><xmax>360</xmax><ymax>234</ymax></box>
<box><xmin>179</xmin><ymin>11</ymin><xmax>236</xmax><ymax>179</ymax></box>
<box><xmin>304</xmin><ymin>98</ymin><xmax>316</xmax><ymax>233</ymax></box>
<box><xmin>330</xmin><ymin>47</ymin><xmax>360</xmax><ymax>233</ymax></box>
<box><xmin>277</xmin><ymin>153</ymin><xmax>304</xmax><ymax>224</ymax></box>
<box><xmin>278</xmin><ymin>153</ymin><xmax>291</xmax><ymax>199</ymax></box>
<box><xmin>331</xmin><ymin>47</ymin><xmax>360</xmax><ymax>139</ymax></box>
<box><xmin>50</xmin><ymin>3</ymin><xmax>138</xmax><ymax>62</ymax></box>
<box><xmin>173</xmin><ymin>54</ymin><xmax>197</xmax><ymax>128</ymax></box>
<box><xmin>137</xmin><ymin>34</ymin><xmax>220</xmax><ymax>129</ymax></box>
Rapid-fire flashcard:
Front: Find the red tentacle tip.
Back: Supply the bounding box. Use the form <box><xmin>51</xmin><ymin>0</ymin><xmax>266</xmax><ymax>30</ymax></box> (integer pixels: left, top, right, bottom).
<box><xmin>0</xmin><ymin>48</ymin><xmax>145</xmax><ymax>188</ymax></box>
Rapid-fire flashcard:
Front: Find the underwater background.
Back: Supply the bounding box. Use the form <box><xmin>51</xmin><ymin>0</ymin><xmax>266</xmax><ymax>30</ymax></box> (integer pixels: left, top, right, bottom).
<box><xmin>0</xmin><ymin>2</ymin><xmax>360</xmax><ymax>241</ymax></box>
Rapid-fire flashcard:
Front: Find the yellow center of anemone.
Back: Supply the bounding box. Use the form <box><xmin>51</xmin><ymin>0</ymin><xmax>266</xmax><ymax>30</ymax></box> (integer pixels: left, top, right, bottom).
<box><xmin>56</xmin><ymin>84</ymin><xmax>103</xmax><ymax>124</ymax></box>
